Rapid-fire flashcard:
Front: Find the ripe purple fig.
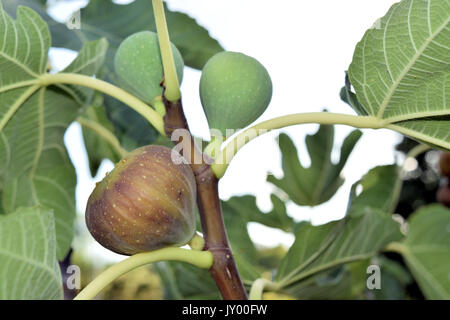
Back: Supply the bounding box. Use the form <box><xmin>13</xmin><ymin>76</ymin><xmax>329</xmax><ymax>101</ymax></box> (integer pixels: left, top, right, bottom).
<box><xmin>439</xmin><ymin>152</ymin><xmax>450</xmax><ymax>178</ymax></box>
<box><xmin>437</xmin><ymin>184</ymin><xmax>450</xmax><ymax>208</ymax></box>
<box><xmin>85</xmin><ymin>145</ymin><xmax>197</xmax><ymax>255</ymax></box>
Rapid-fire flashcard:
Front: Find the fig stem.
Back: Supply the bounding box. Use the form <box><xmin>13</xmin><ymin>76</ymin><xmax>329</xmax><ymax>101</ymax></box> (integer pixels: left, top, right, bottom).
<box><xmin>405</xmin><ymin>143</ymin><xmax>431</xmax><ymax>160</ymax></box>
<box><xmin>74</xmin><ymin>247</ymin><xmax>213</xmax><ymax>300</ymax></box>
<box><xmin>162</xmin><ymin>96</ymin><xmax>249</xmax><ymax>299</ymax></box>
<box><xmin>151</xmin><ymin>96</ymin><xmax>167</xmax><ymax>116</ymax></box>
<box><xmin>211</xmin><ymin>113</ymin><xmax>385</xmax><ymax>178</ymax></box>
<box><xmin>204</xmin><ymin>136</ymin><xmax>223</xmax><ymax>159</ymax></box>
<box><xmin>77</xmin><ymin>117</ymin><xmax>128</xmax><ymax>158</ymax></box>
<box><xmin>188</xmin><ymin>233</ymin><xmax>205</xmax><ymax>251</ymax></box>
<box><xmin>248</xmin><ymin>278</ymin><xmax>278</xmax><ymax>300</ymax></box>
<box><xmin>383</xmin><ymin>241</ymin><xmax>407</xmax><ymax>255</ymax></box>
<box><xmin>38</xmin><ymin>73</ymin><xmax>166</xmax><ymax>135</ymax></box>
<box><xmin>152</xmin><ymin>0</ymin><xmax>181</xmax><ymax>102</ymax></box>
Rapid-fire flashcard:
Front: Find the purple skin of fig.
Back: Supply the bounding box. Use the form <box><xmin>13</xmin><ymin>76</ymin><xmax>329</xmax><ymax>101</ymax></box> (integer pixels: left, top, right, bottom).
<box><xmin>439</xmin><ymin>152</ymin><xmax>450</xmax><ymax>178</ymax></box>
<box><xmin>85</xmin><ymin>145</ymin><xmax>197</xmax><ymax>255</ymax></box>
<box><xmin>437</xmin><ymin>183</ymin><xmax>450</xmax><ymax>208</ymax></box>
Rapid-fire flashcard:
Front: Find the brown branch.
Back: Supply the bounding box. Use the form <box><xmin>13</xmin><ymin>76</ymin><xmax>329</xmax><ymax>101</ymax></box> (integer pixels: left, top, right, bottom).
<box><xmin>162</xmin><ymin>95</ymin><xmax>248</xmax><ymax>300</ymax></box>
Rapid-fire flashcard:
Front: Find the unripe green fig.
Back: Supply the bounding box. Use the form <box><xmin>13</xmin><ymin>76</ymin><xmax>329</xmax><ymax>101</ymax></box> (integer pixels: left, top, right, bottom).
<box><xmin>439</xmin><ymin>152</ymin><xmax>450</xmax><ymax>177</ymax></box>
<box><xmin>85</xmin><ymin>145</ymin><xmax>197</xmax><ymax>255</ymax></box>
<box><xmin>114</xmin><ymin>31</ymin><xmax>184</xmax><ymax>103</ymax></box>
<box><xmin>200</xmin><ymin>51</ymin><xmax>272</xmax><ymax>135</ymax></box>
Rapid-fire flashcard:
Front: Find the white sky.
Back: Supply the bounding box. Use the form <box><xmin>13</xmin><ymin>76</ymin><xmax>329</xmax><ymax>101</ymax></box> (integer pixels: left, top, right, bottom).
<box><xmin>51</xmin><ymin>0</ymin><xmax>403</xmax><ymax>262</ymax></box>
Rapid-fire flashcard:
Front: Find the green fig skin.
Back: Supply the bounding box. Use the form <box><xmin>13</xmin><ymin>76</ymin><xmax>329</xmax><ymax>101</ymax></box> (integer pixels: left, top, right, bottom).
<box><xmin>200</xmin><ymin>51</ymin><xmax>272</xmax><ymax>135</ymax></box>
<box><xmin>85</xmin><ymin>145</ymin><xmax>197</xmax><ymax>255</ymax></box>
<box><xmin>114</xmin><ymin>31</ymin><xmax>184</xmax><ymax>103</ymax></box>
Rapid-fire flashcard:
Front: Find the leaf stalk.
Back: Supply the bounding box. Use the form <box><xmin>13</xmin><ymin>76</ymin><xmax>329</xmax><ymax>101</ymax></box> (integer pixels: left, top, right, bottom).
<box><xmin>152</xmin><ymin>0</ymin><xmax>181</xmax><ymax>101</ymax></box>
<box><xmin>74</xmin><ymin>247</ymin><xmax>213</xmax><ymax>300</ymax></box>
<box><xmin>38</xmin><ymin>73</ymin><xmax>165</xmax><ymax>135</ymax></box>
<box><xmin>211</xmin><ymin>113</ymin><xmax>384</xmax><ymax>178</ymax></box>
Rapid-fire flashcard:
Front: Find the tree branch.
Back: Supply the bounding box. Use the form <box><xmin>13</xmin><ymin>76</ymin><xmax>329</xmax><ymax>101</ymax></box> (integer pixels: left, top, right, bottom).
<box><xmin>162</xmin><ymin>95</ymin><xmax>248</xmax><ymax>300</ymax></box>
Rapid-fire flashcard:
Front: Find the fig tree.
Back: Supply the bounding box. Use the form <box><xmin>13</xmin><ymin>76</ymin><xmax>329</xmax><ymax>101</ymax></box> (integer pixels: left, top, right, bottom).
<box><xmin>85</xmin><ymin>145</ymin><xmax>197</xmax><ymax>255</ymax></box>
<box><xmin>199</xmin><ymin>51</ymin><xmax>272</xmax><ymax>135</ymax></box>
<box><xmin>114</xmin><ymin>31</ymin><xmax>184</xmax><ymax>104</ymax></box>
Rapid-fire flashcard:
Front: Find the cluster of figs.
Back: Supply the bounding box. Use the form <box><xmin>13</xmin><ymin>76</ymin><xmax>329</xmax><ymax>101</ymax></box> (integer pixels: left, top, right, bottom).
<box><xmin>86</xmin><ymin>31</ymin><xmax>273</xmax><ymax>255</ymax></box>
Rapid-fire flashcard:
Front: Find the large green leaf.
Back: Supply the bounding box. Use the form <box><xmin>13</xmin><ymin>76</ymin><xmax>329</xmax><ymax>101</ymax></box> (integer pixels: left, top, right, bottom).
<box><xmin>282</xmin><ymin>261</ymin><xmax>369</xmax><ymax>300</ymax></box>
<box><xmin>222</xmin><ymin>194</ymin><xmax>308</xmax><ymax>283</ymax></box>
<box><xmin>0</xmin><ymin>206</ymin><xmax>62</xmax><ymax>299</ymax></box>
<box><xmin>223</xmin><ymin>195</ymin><xmax>294</xmax><ymax>233</ymax></box>
<box><xmin>267</xmin><ymin>126</ymin><xmax>362</xmax><ymax>206</ymax></box>
<box><xmin>348</xmin><ymin>0</ymin><xmax>450</xmax><ymax>150</ymax></box>
<box><xmin>221</xmin><ymin>196</ymin><xmax>277</xmax><ymax>283</ymax></box>
<box><xmin>396</xmin><ymin>204</ymin><xmax>450</xmax><ymax>299</ymax></box>
<box><xmin>0</xmin><ymin>4</ymin><xmax>107</xmax><ymax>258</ymax></box>
<box><xmin>275</xmin><ymin>208</ymin><xmax>403</xmax><ymax>291</ymax></box>
<box><xmin>274</xmin><ymin>164</ymin><xmax>404</xmax><ymax>298</ymax></box>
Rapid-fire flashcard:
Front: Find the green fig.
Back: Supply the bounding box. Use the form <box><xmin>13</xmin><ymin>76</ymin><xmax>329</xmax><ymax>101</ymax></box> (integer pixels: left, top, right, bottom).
<box><xmin>114</xmin><ymin>31</ymin><xmax>184</xmax><ymax>103</ymax></box>
<box><xmin>199</xmin><ymin>51</ymin><xmax>272</xmax><ymax>135</ymax></box>
<box><xmin>85</xmin><ymin>145</ymin><xmax>197</xmax><ymax>255</ymax></box>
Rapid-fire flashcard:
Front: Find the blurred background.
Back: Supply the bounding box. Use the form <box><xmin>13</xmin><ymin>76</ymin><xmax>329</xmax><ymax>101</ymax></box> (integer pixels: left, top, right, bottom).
<box><xmin>38</xmin><ymin>0</ymin><xmax>444</xmax><ymax>299</ymax></box>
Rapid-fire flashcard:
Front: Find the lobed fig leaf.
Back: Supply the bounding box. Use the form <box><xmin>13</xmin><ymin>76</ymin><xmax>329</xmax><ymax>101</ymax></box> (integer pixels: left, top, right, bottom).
<box><xmin>200</xmin><ymin>51</ymin><xmax>272</xmax><ymax>135</ymax></box>
<box><xmin>85</xmin><ymin>145</ymin><xmax>197</xmax><ymax>255</ymax></box>
<box><xmin>114</xmin><ymin>31</ymin><xmax>184</xmax><ymax>104</ymax></box>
